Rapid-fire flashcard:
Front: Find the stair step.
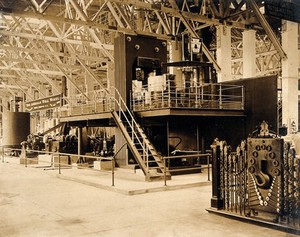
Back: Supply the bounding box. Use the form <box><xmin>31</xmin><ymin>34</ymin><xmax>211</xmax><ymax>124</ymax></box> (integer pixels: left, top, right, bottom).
<box><xmin>146</xmin><ymin>173</ymin><xmax>171</xmax><ymax>182</ymax></box>
<box><xmin>146</xmin><ymin>160</ymin><xmax>158</xmax><ymax>164</ymax></box>
<box><xmin>112</xmin><ymin>110</ymin><xmax>171</xmax><ymax>180</ymax></box>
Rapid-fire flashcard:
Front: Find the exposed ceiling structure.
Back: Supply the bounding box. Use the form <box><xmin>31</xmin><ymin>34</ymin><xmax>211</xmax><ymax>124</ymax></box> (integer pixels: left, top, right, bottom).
<box><xmin>0</xmin><ymin>0</ymin><xmax>286</xmax><ymax>100</ymax></box>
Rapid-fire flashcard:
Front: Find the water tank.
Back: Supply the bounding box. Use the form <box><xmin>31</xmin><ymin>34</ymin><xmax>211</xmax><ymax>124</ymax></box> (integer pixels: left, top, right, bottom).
<box><xmin>2</xmin><ymin>112</ymin><xmax>30</xmax><ymax>147</ymax></box>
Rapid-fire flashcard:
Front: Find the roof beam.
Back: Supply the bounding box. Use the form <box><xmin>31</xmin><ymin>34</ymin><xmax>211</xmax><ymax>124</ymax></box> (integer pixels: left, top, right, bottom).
<box><xmin>248</xmin><ymin>0</ymin><xmax>287</xmax><ymax>59</ymax></box>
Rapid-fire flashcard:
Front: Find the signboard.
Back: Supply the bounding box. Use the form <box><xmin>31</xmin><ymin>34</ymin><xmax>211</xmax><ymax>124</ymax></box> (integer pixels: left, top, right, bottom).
<box><xmin>25</xmin><ymin>94</ymin><xmax>62</xmax><ymax>112</ymax></box>
<box><xmin>265</xmin><ymin>0</ymin><xmax>300</xmax><ymax>23</ymax></box>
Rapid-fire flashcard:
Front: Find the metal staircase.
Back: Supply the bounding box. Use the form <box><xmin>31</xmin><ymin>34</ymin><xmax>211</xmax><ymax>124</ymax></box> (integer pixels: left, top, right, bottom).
<box><xmin>111</xmin><ymin>88</ymin><xmax>171</xmax><ymax>181</ymax></box>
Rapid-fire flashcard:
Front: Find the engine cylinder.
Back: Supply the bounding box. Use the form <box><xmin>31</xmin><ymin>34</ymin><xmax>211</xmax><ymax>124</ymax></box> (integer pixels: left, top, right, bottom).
<box><xmin>2</xmin><ymin>112</ymin><xmax>30</xmax><ymax>147</ymax></box>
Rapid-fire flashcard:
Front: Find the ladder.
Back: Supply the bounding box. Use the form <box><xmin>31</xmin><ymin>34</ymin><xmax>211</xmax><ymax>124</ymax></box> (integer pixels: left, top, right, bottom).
<box><xmin>111</xmin><ymin>88</ymin><xmax>171</xmax><ymax>181</ymax></box>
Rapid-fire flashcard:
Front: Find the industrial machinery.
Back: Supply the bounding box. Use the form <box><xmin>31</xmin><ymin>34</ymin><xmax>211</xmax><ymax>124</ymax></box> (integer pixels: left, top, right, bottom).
<box><xmin>87</xmin><ymin>134</ymin><xmax>115</xmax><ymax>157</ymax></box>
<box><xmin>209</xmin><ymin>121</ymin><xmax>300</xmax><ymax>233</ymax></box>
<box><xmin>26</xmin><ymin>133</ymin><xmax>45</xmax><ymax>151</ymax></box>
<box><xmin>127</xmin><ymin>34</ymin><xmax>240</xmax><ymax>172</ymax></box>
<box><xmin>247</xmin><ymin>122</ymin><xmax>284</xmax><ymax>215</ymax></box>
<box><xmin>43</xmin><ymin>133</ymin><xmax>78</xmax><ymax>154</ymax></box>
<box><xmin>43</xmin><ymin>128</ymin><xmax>115</xmax><ymax>158</ymax></box>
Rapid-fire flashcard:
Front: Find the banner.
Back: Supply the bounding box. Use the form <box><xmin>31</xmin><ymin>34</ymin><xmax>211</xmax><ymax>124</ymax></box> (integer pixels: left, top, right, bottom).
<box><xmin>25</xmin><ymin>94</ymin><xmax>62</xmax><ymax>112</ymax></box>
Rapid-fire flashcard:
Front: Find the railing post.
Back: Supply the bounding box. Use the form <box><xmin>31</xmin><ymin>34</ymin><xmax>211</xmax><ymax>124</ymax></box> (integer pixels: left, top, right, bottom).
<box><xmin>188</xmin><ymin>87</ymin><xmax>191</xmax><ymax>107</ymax></box>
<box><xmin>195</xmin><ymin>83</ymin><xmax>198</xmax><ymax>108</ymax></box>
<box><xmin>131</xmin><ymin>120</ymin><xmax>134</xmax><ymax>141</ymax></box>
<box><xmin>201</xmin><ymin>86</ymin><xmax>204</xmax><ymax>105</ymax></box>
<box><xmin>2</xmin><ymin>147</ymin><xmax>4</xmax><ymax>163</ymax></box>
<box><xmin>210</xmin><ymin>143</ymin><xmax>223</xmax><ymax>209</ymax></box>
<box><xmin>219</xmin><ymin>85</ymin><xmax>223</xmax><ymax>109</ymax></box>
<box><xmin>130</xmin><ymin>90</ymin><xmax>132</xmax><ymax>111</ymax></box>
<box><xmin>207</xmin><ymin>153</ymin><xmax>210</xmax><ymax>181</ymax></box>
<box><xmin>161</xmin><ymin>86</ymin><xmax>164</xmax><ymax>107</ymax></box>
<box><xmin>25</xmin><ymin>148</ymin><xmax>27</xmax><ymax>168</ymax></box>
<box><xmin>111</xmin><ymin>158</ymin><xmax>115</xmax><ymax>186</ymax></box>
<box><xmin>58</xmin><ymin>153</ymin><xmax>61</xmax><ymax>174</ymax></box>
<box><xmin>241</xmin><ymin>86</ymin><xmax>244</xmax><ymax>109</ymax></box>
<box><xmin>117</xmin><ymin>93</ymin><xmax>120</xmax><ymax>117</ymax></box>
<box><xmin>164</xmin><ymin>157</ymin><xmax>167</xmax><ymax>186</ymax></box>
<box><xmin>150</xmin><ymin>91</ymin><xmax>152</xmax><ymax>109</ymax></box>
<box><xmin>168</xmin><ymin>79</ymin><xmax>171</xmax><ymax>107</ymax></box>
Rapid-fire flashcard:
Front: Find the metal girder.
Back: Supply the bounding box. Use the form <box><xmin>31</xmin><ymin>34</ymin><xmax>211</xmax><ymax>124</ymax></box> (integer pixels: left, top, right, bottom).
<box><xmin>13</xmin><ymin>78</ymin><xmax>34</xmax><ymax>100</ymax></box>
<box><xmin>41</xmin><ymin>40</ymin><xmax>91</xmax><ymax>101</ymax></box>
<box><xmin>0</xmin><ymin>29</ymin><xmax>113</xmax><ymax>51</ymax></box>
<box><xmin>54</xmin><ymin>62</ymin><xmax>91</xmax><ymax>101</ymax></box>
<box><xmin>75</xmin><ymin>55</ymin><xmax>108</xmax><ymax>93</ymax></box>
<box><xmin>0</xmin><ymin>0</ymin><xmax>287</xmax><ymax>103</ymax></box>
<box><xmin>0</xmin><ymin>82</ymin><xmax>18</xmax><ymax>96</ymax></box>
<box><xmin>177</xmin><ymin>12</ymin><xmax>221</xmax><ymax>72</ymax></box>
<box><xmin>0</xmin><ymin>66</ymin><xmax>63</xmax><ymax>76</ymax></box>
<box><xmin>0</xmin><ymin>83</ymin><xmax>25</xmax><ymax>91</ymax></box>
<box><xmin>68</xmin><ymin>0</ymin><xmax>114</xmax><ymax>61</ymax></box>
<box><xmin>4</xmin><ymin>35</ymin><xmax>107</xmax><ymax>65</ymax></box>
<box><xmin>31</xmin><ymin>0</ymin><xmax>55</xmax><ymax>14</ymax></box>
<box><xmin>106</xmin><ymin>1</ymin><xmax>133</xmax><ymax>29</ymax></box>
<box><xmin>15</xmin><ymin>72</ymin><xmax>47</xmax><ymax>98</ymax></box>
<box><xmin>248</xmin><ymin>0</ymin><xmax>287</xmax><ymax>59</ymax></box>
<box><xmin>46</xmin><ymin>21</ymin><xmax>105</xmax><ymax>98</ymax></box>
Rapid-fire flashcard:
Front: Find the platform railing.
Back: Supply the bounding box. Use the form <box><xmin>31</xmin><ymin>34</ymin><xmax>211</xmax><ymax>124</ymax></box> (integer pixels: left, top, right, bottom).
<box><xmin>131</xmin><ymin>81</ymin><xmax>244</xmax><ymax>111</ymax></box>
<box><xmin>1</xmin><ymin>146</ymin><xmax>211</xmax><ymax>187</ymax></box>
<box><xmin>1</xmin><ymin>146</ymin><xmax>116</xmax><ymax>186</ymax></box>
<box><xmin>163</xmin><ymin>152</ymin><xmax>212</xmax><ymax>186</ymax></box>
<box><xmin>57</xmin><ymin>82</ymin><xmax>244</xmax><ymax>118</ymax></box>
<box><xmin>58</xmin><ymin>89</ymin><xmax>114</xmax><ymax>117</ymax></box>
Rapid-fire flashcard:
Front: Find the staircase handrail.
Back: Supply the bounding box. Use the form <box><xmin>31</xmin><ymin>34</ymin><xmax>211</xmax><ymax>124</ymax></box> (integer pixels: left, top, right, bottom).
<box><xmin>108</xmin><ymin>87</ymin><xmax>148</xmax><ymax>157</ymax></box>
